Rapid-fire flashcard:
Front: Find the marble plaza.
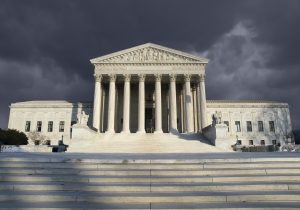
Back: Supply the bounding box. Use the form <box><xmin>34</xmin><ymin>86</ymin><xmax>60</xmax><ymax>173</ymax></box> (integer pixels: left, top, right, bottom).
<box><xmin>8</xmin><ymin>43</ymin><xmax>294</xmax><ymax>152</ymax></box>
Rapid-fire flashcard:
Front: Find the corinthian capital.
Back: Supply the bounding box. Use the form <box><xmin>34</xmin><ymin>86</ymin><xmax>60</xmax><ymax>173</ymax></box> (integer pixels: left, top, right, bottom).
<box><xmin>169</xmin><ymin>74</ymin><xmax>176</xmax><ymax>82</ymax></box>
<box><xmin>184</xmin><ymin>74</ymin><xmax>191</xmax><ymax>82</ymax></box>
<box><xmin>155</xmin><ymin>74</ymin><xmax>162</xmax><ymax>82</ymax></box>
<box><xmin>138</xmin><ymin>74</ymin><xmax>146</xmax><ymax>82</ymax></box>
<box><xmin>108</xmin><ymin>74</ymin><xmax>117</xmax><ymax>82</ymax></box>
<box><xmin>123</xmin><ymin>74</ymin><xmax>131</xmax><ymax>82</ymax></box>
<box><xmin>94</xmin><ymin>74</ymin><xmax>102</xmax><ymax>82</ymax></box>
<box><xmin>199</xmin><ymin>74</ymin><xmax>205</xmax><ymax>82</ymax></box>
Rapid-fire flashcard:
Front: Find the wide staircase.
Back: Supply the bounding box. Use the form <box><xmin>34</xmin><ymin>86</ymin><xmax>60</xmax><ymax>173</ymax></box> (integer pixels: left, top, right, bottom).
<box><xmin>0</xmin><ymin>153</ymin><xmax>300</xmax><ymax>209</ymax></box>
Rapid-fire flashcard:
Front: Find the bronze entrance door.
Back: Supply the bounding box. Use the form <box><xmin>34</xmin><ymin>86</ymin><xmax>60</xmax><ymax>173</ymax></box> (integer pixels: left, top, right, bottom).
<box><xmin>145</xmin><ymin>108</ymin><xmax>154</xmax><ymax>133</ymax></box>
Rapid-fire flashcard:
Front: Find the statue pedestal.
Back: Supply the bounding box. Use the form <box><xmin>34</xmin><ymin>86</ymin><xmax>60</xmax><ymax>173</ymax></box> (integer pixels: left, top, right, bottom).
<box><xmin>203</xmin><ymin>123</ymin><xmax>234</xmax><ymax>150</ymax></box>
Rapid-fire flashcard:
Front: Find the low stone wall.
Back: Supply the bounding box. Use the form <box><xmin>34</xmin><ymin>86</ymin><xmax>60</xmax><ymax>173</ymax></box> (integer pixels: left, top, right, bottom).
<box><xmin>0</xmin><ymin>145</ymin><xmax>52</xmax><ymax>153</ymax></box>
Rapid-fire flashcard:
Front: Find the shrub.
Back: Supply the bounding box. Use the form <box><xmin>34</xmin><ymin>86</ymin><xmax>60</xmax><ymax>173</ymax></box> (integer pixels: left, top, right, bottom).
<box><xmin>0</xmin><ymin>128</ymin><xmax>28</xmax><ymax>145</ymax></box>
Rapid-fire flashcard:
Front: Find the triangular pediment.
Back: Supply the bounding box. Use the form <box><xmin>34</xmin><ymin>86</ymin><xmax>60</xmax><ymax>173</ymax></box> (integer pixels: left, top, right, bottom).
<box><xmin>90</xmin><ymin>43</ymin><xmax>208</xmax><ymax>64</ymax></box>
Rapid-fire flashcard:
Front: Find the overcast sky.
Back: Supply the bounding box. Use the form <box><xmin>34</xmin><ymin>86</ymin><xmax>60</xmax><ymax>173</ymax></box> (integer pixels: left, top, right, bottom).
<box><xmin>1</xmin><ymin>0</ymin><xmax>300</xmax><ymax>130</ymax></box>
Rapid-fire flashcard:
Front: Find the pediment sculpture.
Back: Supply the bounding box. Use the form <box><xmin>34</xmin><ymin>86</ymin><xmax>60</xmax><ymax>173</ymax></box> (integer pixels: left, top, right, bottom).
<box><xmin>101</xmin><ymin>47</ymin><xmax>198</xmax><ymax>63</ymax></box>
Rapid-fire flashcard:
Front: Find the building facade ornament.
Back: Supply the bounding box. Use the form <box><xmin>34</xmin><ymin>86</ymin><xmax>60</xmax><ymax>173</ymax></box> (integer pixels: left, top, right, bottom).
<box><xmin>123</xmin><ymin>74</ymin><xmax>131</xmax><ymax>82</ymax></box>
<box><xmin>108</xmin><ymin>74</ymin><xmax>117</xmax><ymax>82</ymax></box>
<box><xmin>184</xmin><ymin>74</ymin><xmax>191</xmax><ymax>82</ymax></box>
<box><xmin>94</xmin><ymin>74</ymin><xmax>102</xmax><ymax>82</ymax></box>
<box><xmin>138</xmin><ymin>74</ymin><xmax>146</xmax><ymax>82</ymax></box>
<box><xmin>199</xmin><ymin>74</ymin><xmax>205</xmax><ymax>82</ymax></box>
<box><xmin>155</xmin><ymin>74</ymin><xmax>162</xmax><ymax>82</ymax></box>
<box><xmin>169</xmin><ymin>74</ymin><xmax>176</xmax><ymax>82</ymax></box>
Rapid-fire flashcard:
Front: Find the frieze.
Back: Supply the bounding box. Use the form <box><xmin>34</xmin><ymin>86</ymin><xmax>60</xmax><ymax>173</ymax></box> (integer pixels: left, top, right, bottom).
<box><xmin>95</xmin><ymin>47</ymin><xmax>201</xmax><ymax>63</ymax></box>
<box><xmin>207</xmin><ymin>104</ymin><xmax>289</xmax><ymax>109</ymax></box>
<box><xmin>94</xmin><ymin>64</ymin><xmax>205</xmax><ymax>75</ymax></box>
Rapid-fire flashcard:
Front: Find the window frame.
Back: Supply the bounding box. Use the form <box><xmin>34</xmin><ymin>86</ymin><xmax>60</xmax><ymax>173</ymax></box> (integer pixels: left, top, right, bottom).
<box><xmin>25</xmin><ymin>121</ymin><xmax>31</xmax><ymax>132</ymax></box>
<box><xmin>36</xmin><ymin>121</ymin><xmax>42</xmax><ymax>132</ymax></box>
<box><xmin>235</xmin><ymin>121</ymin><xmax>241</xmax><ymax>132</ymax></box>
<box><xmin>246</xmin><ymin>121</ymin><xmax>252</xmax><ymax>132</ymax></box>
<box><xmin>269</xmin><ymin>121</ymin><xmax>275</xmax><ymax>132</ymax></box>
<box><xmin>224</xmin><ymin>121</ymin><xmax>229</xmax><ymax>132</ymax></box>
<box><xmin>258</xmin><ymin>121</ymin><xmax>264</xmax><ymax>132</ymax></box>
<box><xmin>48</xmin><ymin>121</ymin><xmax>53</xmax><ymax>132</ymax></box>
<box><xmin>59</xmin><ymin>121</ymin><xmax>65</xmax><ymax>132</ymax></box>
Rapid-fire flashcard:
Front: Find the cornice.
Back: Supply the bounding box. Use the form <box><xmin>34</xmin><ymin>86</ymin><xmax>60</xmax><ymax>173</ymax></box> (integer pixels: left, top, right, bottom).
<box><xmin>206</xmin><ymin>100</ymin><xmax>289</xmax><ymax>109</ymax></box>
<box><xmin>90</xmin><ymin>43</ymin><xmax>209</xmax><ymax>64</ymax></box>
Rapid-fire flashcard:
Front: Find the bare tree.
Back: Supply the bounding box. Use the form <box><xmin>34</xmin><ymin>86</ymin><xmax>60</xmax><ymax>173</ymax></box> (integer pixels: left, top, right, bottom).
<box><xmin>27</xmin><ymin>131</ymin><xmax>48</xmax><ymax>145</ymax></box>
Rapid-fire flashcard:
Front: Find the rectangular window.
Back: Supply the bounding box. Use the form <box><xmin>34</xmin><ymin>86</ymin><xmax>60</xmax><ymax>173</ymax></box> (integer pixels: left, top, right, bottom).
<box><xmin>237</xmin><ymin>140</ymin><xmax>242</xmax><ymax>145</ymax></box>
<box><xmin>25</xmin><ymin>121</ymin><xmax>31</xmax><ymax>132</ymax></box>
<box><xmin>36</xmin><ymin>121</ymin><xmax>42</xmax><ymax>132</ymax></box>
<box><xmin>59</xmin><ymin>121</ymin><xmax>65</xmax><ymax>132</ymax></box>
<box><xmin>224</xmin><ymin>121</ymin><xmax>229</xmax><ymax>132</ymax></box>
<box><xmin>272</xmin><ymin>140</ymin><xmax>277</xmax><ymax>145</ymax></box>
<box><xmin>249</xmin><ymin>140</ymin><xmax>253</xmax><ymax>145</ymax></box>
<box><xmin>261</xmin><ymin>140</ymin><xmax>265</xmax><ymax>145</ymax></box>
<box><xmin>235</xmin><ymin>121</ymin><xmax>241</xmax><ymax>132</ymax></box>
<box><xmin>246</xmin><ymin>121</ymin><xmax>252</xmax><ymax>132</ymax></box>
<box><xmin>269</xmin><ymin>121</ymin><xmax>275</xmax><ymax>132</ymax></box>
<box><xmin>258</xmin><ymin>121</ymin><xmax>264</xmax><ymax>132</ymax></box>
<box><xmin>48</xmin><ymin>121</ymin><xmax>53</xmax><ymax>132</ymax></box>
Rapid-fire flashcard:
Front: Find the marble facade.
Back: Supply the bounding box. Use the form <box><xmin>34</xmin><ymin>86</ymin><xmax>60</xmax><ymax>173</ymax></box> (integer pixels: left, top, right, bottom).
<box><xmin>7</xmin><ymin>43</ymin><xmax>294</xmax><ymax>150</ymax></box>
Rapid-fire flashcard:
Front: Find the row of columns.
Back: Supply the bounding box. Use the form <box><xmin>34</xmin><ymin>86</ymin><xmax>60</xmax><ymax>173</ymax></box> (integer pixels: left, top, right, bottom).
<box><xmin>92</xmin><ymin>74</ymin><xmax>207</xmax><ymax>133</ymax></box>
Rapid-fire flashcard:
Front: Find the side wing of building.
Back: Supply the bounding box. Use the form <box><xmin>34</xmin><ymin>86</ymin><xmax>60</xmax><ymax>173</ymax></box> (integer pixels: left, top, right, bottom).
<box><xmin>206</xmin><ymin>100</ymin><xmax>293</xmax><ymax>146</ymax></box>
<box><xmin>8</xmin><ymin>101</ymin><xmax>93</xmax><ymax>145</ymax></box>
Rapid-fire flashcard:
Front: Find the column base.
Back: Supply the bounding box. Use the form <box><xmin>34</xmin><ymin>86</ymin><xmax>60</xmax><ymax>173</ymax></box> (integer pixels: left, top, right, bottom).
<box><xmin>105</xmin><ymin>130</ymin><xmax>115</xmax><ymax>134</ymax></box>
<box><xmin>154</xmin><ymin>130</ymin><xmax>163</xmax><ymax>134</ymax></box>
<box><xmin>136</xmin><ymin>130</ymin><xmax>146</xmax><ymax>134</ymax></box>
<box><xmin>121</xmin><ymin>130</ymin><xmax>131</xmax><ymax>134</ymax></box>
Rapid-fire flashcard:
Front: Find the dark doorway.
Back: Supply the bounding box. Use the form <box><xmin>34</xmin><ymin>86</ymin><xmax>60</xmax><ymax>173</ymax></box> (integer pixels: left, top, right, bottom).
<box><xmin>145</xmin><ymin>108</ymin><xmax>154</xmax><ymax>133</ymax></box>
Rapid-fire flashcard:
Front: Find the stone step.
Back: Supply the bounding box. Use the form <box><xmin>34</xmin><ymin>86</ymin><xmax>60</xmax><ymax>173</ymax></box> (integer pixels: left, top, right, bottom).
<box><xmin>2</xmin><ymin>161</ymin><xmax>300</xmax><ymax>170</ymax></box>
<box><xmin>1</xmin><ymin>201</ymin><xmax>300</xmax><ymax>209</ymax></box>
<box><xmin>1</xmin><ymin>153</ymin><xmax>300</xmax><ymax>209</ymax></box>
<box><xmin>1</xmin><ymin>174</ymin><xmax>300</xmax><ymax>183</ymax></box>
<box><xmin>0</xmin><ymin>190</ymin><xmax>300</xmax><ymax>203</ymax></box>
<box><xmin>1</xmin><ymin>168</ymin><xmax>300</xmax><ymax>176</ymax></box>
<box><xmin>1</xmin><ymin>182</ymin><xmax>300</xmax><ymax>192</ymax></box>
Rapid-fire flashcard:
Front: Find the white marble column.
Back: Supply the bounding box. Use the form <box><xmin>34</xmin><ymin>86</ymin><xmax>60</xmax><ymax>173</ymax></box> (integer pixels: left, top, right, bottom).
<box><xmin>199</xmin><ymin>74</ymin><xmax>207</xmax><ymax>129</ymax></box>
<box><xmin>192</xmin><ymin>85</ymin><xmax>198</xmax><ymax>132</ymax></box>
<box><xmin>137</xmin><ymin>74</ymin><xmax>145</xmax><ymax>133</ymax></box>
<box><xmin>169</xmin><ymin>74</ymin><xmax>178</xmax><ymax>133</ymax></box>
<box><xmin>122</xmin><ymin>74</ymin><xmax>131</xmax><ymax>133</ymax></box>
<box><xmin>155</xmin><ymin>74</ymin><xmax>163</xmax><ymax>133</ymax></box>
<box><xmin>196</xmin><ymin>82</ymin><xmax>202</xmax><ymax>132</ymax></box>
<box><xmin>184</xmin><ymin>74</ymin><xmax>193</xmax><ymax>133</ymax></box>
<box><xmin>93</xmin><ymin>74</ymin><xmax>102</xmax><ymax>132</ymax></box>
<box><xmin>107</xmin><ymin>74</ymin><xmax>116</xmax><ymax>133</ymax></box>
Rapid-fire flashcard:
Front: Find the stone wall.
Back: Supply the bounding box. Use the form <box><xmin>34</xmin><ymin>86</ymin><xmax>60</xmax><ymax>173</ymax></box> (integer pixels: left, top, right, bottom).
<box><xmin>206</xmin><ymin>100</ymin><xmax>293</xmax><ymax>146</ymax></box>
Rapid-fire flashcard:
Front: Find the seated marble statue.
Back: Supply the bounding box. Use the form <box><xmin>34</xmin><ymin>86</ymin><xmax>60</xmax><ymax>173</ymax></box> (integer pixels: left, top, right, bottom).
<box><xmin>76</xmin><ymin>111</ymin><xmax>89</xmax><ymax>126</ymax></box>
<box><xmin>212</xmin><ymin>111</ymin><xmax>222</xmax><ymax>125</ymax></box>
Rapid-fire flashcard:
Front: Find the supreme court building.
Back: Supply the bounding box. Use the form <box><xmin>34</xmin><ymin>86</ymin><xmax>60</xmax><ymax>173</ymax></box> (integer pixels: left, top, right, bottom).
<box><xmin>8</xmin><ymin>43</ymin><xmax>294</xmax><ymax>152</ymax></box>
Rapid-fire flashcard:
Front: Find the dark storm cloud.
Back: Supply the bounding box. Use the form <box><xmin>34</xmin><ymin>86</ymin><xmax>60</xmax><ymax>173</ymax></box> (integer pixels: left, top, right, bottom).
<box><xmin>0</xmin><ymin>0</ymin><xmax>300</xmax><ymax>130</ymax></box>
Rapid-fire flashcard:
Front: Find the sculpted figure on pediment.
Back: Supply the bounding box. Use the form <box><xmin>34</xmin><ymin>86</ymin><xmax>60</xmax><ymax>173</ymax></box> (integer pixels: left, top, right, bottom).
<box><xmin>100</xmin><ymin>47</ymin><xmax>199</xmax><ymax>63</ymax></box>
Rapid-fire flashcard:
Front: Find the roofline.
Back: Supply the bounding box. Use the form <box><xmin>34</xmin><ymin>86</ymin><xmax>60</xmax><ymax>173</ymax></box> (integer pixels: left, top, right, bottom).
<box><xmin>90</xmin><ymin>43</ymin><xmax>209</xmax><ymax>63</ymax></box>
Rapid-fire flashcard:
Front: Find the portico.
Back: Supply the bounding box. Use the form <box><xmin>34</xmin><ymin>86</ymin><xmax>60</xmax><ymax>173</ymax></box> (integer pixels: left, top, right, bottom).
<box><xmin>90</xmin><ymin>43</ymin><xmax>209</xmax><ymax>134</ymax></box>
